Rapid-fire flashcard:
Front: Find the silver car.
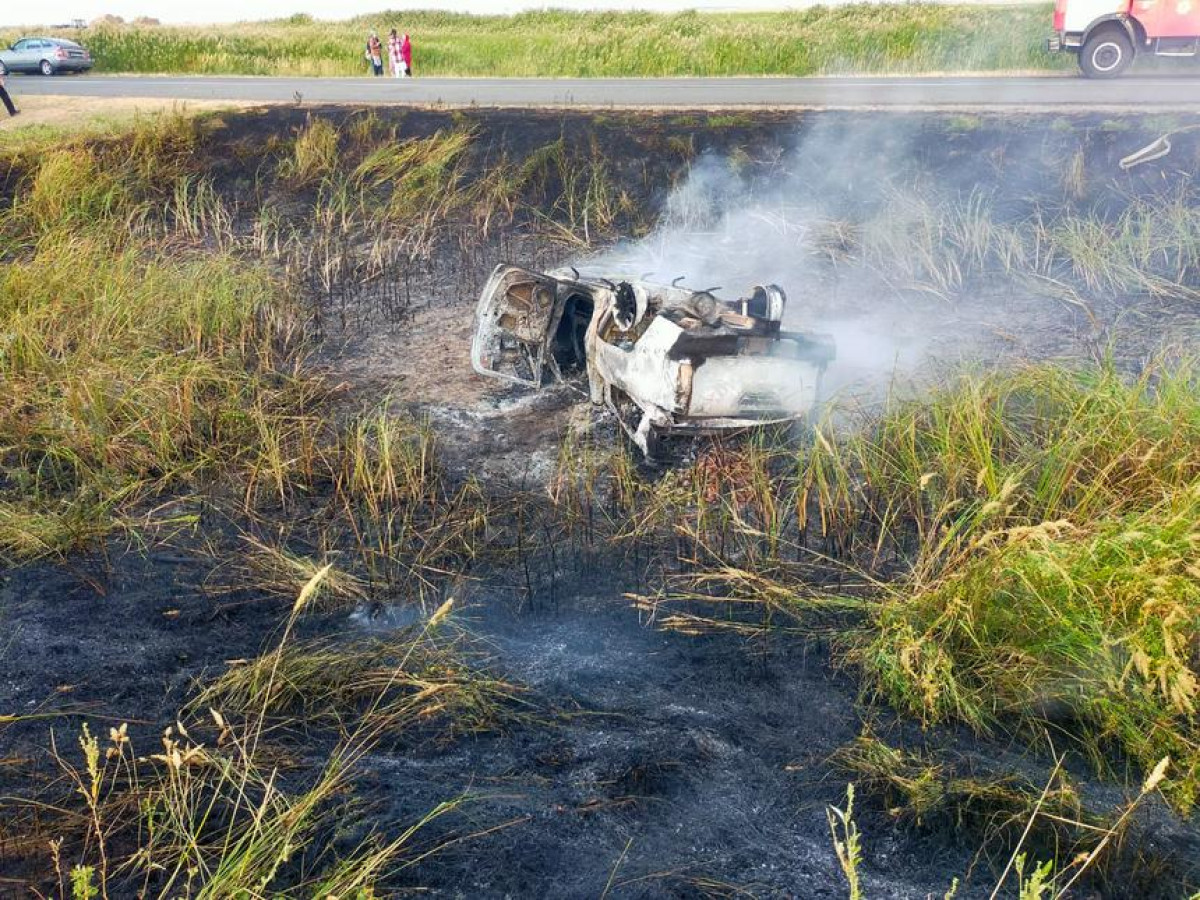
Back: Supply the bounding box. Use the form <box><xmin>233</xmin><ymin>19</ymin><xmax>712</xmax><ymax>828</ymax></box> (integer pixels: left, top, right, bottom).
<box><xmin>0</xmin><ymin>37</ymin><xmax>93</xmax><ymax>76</ymax></box>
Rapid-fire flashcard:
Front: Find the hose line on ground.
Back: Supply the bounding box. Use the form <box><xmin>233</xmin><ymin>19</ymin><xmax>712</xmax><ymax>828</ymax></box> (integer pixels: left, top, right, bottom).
<box><xmin>1120</xmin><ymin>123</ymin><xmax>1200</xmax><ymax>171</ymax></box>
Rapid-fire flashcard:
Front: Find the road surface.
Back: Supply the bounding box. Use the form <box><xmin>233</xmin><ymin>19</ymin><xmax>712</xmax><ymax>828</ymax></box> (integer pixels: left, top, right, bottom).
<box><xmin>8</xmin><ymin>74</ymin><xmax>1200</xmax><ymax>108</ymax></box>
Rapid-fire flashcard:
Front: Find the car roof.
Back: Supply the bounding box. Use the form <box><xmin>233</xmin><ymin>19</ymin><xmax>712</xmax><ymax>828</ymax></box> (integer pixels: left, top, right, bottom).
<box><xmin>18</xmin><ymin>37</ymin><xmax>80</xmax><ymax>46</ymax></box>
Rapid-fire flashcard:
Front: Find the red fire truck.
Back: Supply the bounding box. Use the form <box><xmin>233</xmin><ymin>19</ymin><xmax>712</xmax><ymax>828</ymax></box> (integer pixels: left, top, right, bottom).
<box><xmin>1049</xmin><ymin>0</ymin><xmax>1200</xmax><ymax>76</ymax></box>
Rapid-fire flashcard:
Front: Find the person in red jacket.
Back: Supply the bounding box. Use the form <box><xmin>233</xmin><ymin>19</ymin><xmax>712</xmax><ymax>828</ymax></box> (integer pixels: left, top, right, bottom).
<box><xmin>401</xmin><ymin>33</ymin><xmax>413</xmax><ymax>78</ymax></box>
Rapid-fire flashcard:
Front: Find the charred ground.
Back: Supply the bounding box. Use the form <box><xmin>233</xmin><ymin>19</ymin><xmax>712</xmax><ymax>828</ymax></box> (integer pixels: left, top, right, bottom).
<box><xmin>0</xmin><ymin>106</ymin><xmax>1198</xmax><ymax>898</ymax></box>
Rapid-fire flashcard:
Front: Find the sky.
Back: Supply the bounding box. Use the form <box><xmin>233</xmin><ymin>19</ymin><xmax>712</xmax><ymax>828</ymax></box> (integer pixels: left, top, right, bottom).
<box><xmin>1</xmin><ymin>0</ymin><xmax>840</xmax><ymax>27</ymax></box>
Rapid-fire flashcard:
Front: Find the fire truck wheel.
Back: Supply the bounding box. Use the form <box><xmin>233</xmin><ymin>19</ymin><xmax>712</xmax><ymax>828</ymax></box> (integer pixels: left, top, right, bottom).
<box><xmin>1079</xmin><ymin>26</ymin><xmax>1133</xmax><ymax>78</ymax></box>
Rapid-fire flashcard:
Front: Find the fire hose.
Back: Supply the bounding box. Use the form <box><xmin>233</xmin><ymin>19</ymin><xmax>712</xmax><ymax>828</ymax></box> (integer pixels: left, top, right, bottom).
<box><xmin>1120</xmin><ymin>123</ymin><xmax>1200</xmax><ymax>171</ymax></box>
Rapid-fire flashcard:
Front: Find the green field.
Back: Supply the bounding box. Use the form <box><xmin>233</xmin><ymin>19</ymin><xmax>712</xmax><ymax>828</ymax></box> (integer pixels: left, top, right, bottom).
<box><xmin>1</xmin><ymin>4</ymin><xmax>1066</xmax><ymax>77</ymax></box>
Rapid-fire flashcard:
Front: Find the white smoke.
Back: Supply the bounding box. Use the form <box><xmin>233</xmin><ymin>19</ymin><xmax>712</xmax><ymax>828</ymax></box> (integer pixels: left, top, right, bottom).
<box><xmin>576</xmin><ymin>117</ymin><xmax>953</xmax><ymax>398</ymax></box>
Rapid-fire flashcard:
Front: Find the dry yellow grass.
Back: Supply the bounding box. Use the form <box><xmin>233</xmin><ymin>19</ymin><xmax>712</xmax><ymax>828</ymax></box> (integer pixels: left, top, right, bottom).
<box><xmin>0</xmin><ymin>95</ymin><xmax>256</xmax><ymax>142</ymax></box>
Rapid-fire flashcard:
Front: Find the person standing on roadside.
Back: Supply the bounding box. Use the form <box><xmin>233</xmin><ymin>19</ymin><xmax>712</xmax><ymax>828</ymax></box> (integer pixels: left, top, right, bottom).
<box><xmin>365</xmin><ymin>31</ymin><xmax>383</xmax><ymax>76</ymax></box>
<box><xmin>401</xmin><ymin>33</ymin><xmax>413</xmax><ymax>78</ymax></box>
<box><xmin>388</xmin><ymin>28</ymin><xmax>404</xmax><ymax>78</ymax></box>
<box><xmin>0</xmin><ymin>73</ymin><xmax>18</xmax><ymax>118</ymax></box>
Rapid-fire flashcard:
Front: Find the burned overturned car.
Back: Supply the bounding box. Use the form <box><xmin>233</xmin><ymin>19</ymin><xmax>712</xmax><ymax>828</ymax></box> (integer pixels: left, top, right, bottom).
<box><xmin>471</xmin><ymin>265</ymin><xmax>836</xmax><ymax>456</ymax></box>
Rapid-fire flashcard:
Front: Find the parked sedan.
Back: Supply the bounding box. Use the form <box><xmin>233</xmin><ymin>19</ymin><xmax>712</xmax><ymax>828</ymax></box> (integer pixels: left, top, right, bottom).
<box><xmin>0</xmin><ymin>37</ymin><xmax>93</xmax><ymax>76</ymax></box>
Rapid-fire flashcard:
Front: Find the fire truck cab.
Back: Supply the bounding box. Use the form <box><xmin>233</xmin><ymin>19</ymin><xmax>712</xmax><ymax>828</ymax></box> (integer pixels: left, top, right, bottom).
<box><xmin>1049</xmin><ymin>0</ymin><xmax>1200</xmax><ymax>76</ymax></box>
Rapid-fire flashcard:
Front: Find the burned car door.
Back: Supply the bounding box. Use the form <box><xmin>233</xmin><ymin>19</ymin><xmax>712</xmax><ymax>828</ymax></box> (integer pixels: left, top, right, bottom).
<box><xmin>471</xmin><ymin>265</ymin><xmax>568</xmax><ymax>388</ymax></box>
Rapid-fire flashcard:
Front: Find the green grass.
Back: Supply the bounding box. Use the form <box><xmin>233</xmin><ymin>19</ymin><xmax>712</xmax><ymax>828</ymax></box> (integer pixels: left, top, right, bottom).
<box><xmin>809</xmin><ymin>358</ymin><xmax>1200</xmax><ymax>812</ymax></box>
<box><xmin>606</xmin><ymin>360</ymin><xmax>1200</xmax><ymax>814</ymax></box>
<box><xmin>0</xmin><ymin>111</ymin><xmax>551</xmax><ymax>560</ymax></box>
<box><xmin>863</xmin><ymin>486</ymin><xmax>1200</xmax><ymax>807</ymax></box>
<box><xmin>832</xmin><ymin>361</ymin><xmax>1200</xmax><ymax>812</ymax></box>
<box><xmin>840</xmin><ymin>362</ymin><xmax>1200</xmax><ymax>809</ymax></box>
<box><xmin>2</xmin><ymin>5</ymin><xmax>1068</xmax><ymax>78</ymax></box>
<box><xmin>0</xmin><ymin>106</ymin><xmax>644</xmax><ymax>567</ymax></box>
<box><xmin>0</xmin><ymin>114</ymin><xmax>305</xmax><ymax>558</ymax></box>
<box><xmin>812</xmin><ymin>360</ymin><xmax>1200</xmax><ymax>561</ymax></box>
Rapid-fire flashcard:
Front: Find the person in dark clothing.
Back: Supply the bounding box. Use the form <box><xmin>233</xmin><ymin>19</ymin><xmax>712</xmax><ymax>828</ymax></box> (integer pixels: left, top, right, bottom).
<box><xmin>0</xmin><ymin>74</ymin><xmax>18</xmax><ymax>117</ymax></box>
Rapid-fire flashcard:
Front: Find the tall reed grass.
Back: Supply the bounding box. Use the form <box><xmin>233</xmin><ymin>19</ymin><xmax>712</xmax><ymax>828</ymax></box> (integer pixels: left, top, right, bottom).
<box><xmin>604</xmin><ymin>360</ymin><xmax>1200</xmax><ymax>812</ymax></box>
<box><xmin>0</xmin><ymin>106</ymin><xmax>638</xmax><ymax>576</ymax></box>
<box><xmin>799</xmin><ymin>185</ymin><xmax>1200</xmax><ymax>302</ymax></box>
<box><xmin>3</xmin><ymin>5</ymin><xmax>1064</xmax><ymax>78</ymax></box>
<box><xmin>830</xmin><ymin>362</ymin><xmax>1200</xmax><ymax>810</ymax></box>
<box><xmin>0</xmin><ymin>120</ymin><xmax>303</xmax><ymax>557</ymax></box>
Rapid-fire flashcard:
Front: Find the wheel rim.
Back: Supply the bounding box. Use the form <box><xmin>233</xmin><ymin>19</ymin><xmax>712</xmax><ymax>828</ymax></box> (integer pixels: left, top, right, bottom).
<box><xmin>41</xmin><ymin>61</ymin><xmax>52</xmax><ymax>75</ymax></box>
<box><xmin>1092</xmin><ymin>41</ymin><xmax>1124</xmax><ymax>72</ymax></box>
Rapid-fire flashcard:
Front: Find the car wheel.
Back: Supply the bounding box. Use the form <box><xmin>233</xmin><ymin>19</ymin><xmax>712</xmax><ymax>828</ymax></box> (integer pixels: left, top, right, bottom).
<box><xmin>1079</xmin><ymin>25</ymin><xmax>1134</xmax><ymax>78</ymax></box>
<box><xmin>40</xmin><ymin>59</ymin><xmax>55</xmax><ymax>76</ymax></box>
<box><xmin>0</xmin><ymin>62</ymin><xmax>7</xmax><ymax>76</ymax></box>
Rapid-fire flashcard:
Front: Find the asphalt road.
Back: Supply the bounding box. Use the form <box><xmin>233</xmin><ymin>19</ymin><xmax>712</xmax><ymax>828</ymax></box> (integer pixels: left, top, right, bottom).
<box><xmin>7</xmin><ymin>73</ymin><xmax>1200</xmax><ymax>108</ymax></box>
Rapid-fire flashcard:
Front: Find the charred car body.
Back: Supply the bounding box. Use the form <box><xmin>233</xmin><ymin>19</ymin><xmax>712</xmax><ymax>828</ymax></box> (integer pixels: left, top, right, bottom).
<box><xmin>471</xmin><ymin>265</ymin><xmax>835</xmax><ymax>456</ymax></box>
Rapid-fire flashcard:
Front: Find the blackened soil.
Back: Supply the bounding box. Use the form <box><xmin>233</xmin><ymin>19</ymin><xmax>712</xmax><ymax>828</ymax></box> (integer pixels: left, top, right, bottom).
<box><xmin>7</xmin><ymin>551</ymin><xmax>1195</xmax><ymax>897</ymax></box>
<box><xmin>3</xmin><ymin>106</ymin><xmax>1200</xmax><ymax>897</ymax></box>
<box><xmin>0</xmin><ymin>548</ymin><xmax>974</xmax><ymax>898</ymax></box>
<box><xmin>354</xmin><ymin>579</ymin><xmax>975</xmax><ymax>899</ymax></box>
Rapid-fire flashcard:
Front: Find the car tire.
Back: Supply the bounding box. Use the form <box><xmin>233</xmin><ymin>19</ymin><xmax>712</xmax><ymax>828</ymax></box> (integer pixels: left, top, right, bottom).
<box><xmin>1079</xmin><ymin>25</ymin><xmax>1134</xmax><ymax>78</ymax></box>
<box><xmin>0</xmin><ymin>62</ymin><xmax>7</xmax><ymax>76</ymax></box>
<box><xmin>40</xmin><ymin>59</ymin><xmax>55</xmax><ymax>76</ymax></box>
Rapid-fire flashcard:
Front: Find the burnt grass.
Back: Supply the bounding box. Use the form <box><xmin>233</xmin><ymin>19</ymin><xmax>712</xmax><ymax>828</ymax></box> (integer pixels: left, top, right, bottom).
<box><xmin>2</xmin><ymin>106</ymin><xmax>1200</xmax><ymax>898</ymax></box>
